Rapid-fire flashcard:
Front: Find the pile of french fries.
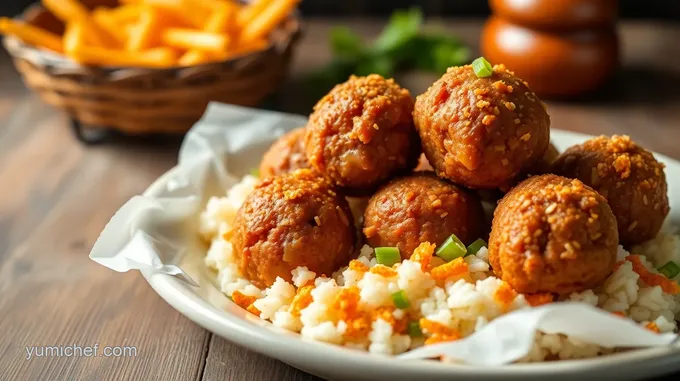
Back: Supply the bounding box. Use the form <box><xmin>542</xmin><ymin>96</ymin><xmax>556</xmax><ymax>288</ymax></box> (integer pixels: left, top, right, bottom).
<box><xmin>0</xmin><ymin>0</ymin><xmax>300</xmax><ymax>68</ymax></box>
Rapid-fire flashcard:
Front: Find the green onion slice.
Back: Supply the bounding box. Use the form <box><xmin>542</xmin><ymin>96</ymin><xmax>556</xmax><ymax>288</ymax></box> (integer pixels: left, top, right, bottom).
<box><xmin>391</xmin><ymin>290</ymin><xmax>410</xmax><ymax>309</ymax></box>
<box><xmin>407</xmin><ymin>320</ymin><xmax>422</xmax><ymax>337</ymax></box>
<box><xmin>471</xmin><ymin>57</ymin><xmax>493</xmax><ymax>77</ymax></box>
<box><xmin>249</xmin><ymin>168</ymin><xmax>260</xmax><ymax>178</ymax></box>
<box><xmin>658</xmin><ymin>261</ymin><xmax>680</xmax><ymax>279</ymax></box>
<box><xmin>375</xmin><ymin>247</ymin><xmax>401</xmax><ymax>267</ymax></box>
<box><xmin>466</xmin><ymin>238</ymin><xmax>487</xmax><ymax>256</ymax></box>
<box><xmin>435</xmin><ymin>234</ymin><xmax>467</xmax><ymax>262</ymax></box>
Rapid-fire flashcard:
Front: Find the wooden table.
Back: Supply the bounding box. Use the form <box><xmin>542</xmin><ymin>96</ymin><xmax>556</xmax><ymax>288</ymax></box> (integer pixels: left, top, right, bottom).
<box><xmin>1</xmin><ymin>19</ymin><xmax>679</xmax><ymax>381</ymax></box>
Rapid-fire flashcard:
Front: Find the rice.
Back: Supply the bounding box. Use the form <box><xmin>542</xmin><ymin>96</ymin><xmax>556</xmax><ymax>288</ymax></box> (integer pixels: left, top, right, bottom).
<box><xmin>200</xmin><ymin>176</ymin><xmax>680</xmax><ymax>362</ymax></box>
<box><xmin>633</xmin><ymin>230</ymin><xmax>680</xmax><ymax>280</ymax></box>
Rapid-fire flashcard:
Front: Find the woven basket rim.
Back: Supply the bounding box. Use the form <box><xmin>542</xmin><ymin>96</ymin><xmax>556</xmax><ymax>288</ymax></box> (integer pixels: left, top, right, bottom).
<box><xmin>2</xmin><ymin>2</ymin><xmax>303</xmax><ymax>75</ymax></box>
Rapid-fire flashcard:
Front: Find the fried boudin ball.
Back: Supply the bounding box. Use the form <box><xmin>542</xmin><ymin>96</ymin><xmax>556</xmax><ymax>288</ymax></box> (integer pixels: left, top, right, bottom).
<box><xmin>305</xmin><ymin>75</ymin><xmax>421</xmax><ymax>196</ymax></box>
<box><xmin>232</xmin><ymin>169</ymin><xmax>356</xmax><ymax>288</ymax></box>
<box><xmin>413</xmin><ymin>64</ymin><xmax>550</xmax><ymax>189</ymax></box>
<box><xmin>363</xmin><ymin>172</ymin><xmax>487</xmax><ymax>258</ymax></box>
<box><xmin>488</xmin><ymin>174</ymin><xmax>618</xmax><ymax>295</ymax></box>
<box><xmin>259</xmin><ymin>128</ymin><xmax>310</xmax><ymax>178</ymax></box>
<box><xmin>552</xmin><ymin>135</ymin><xmax>669</xmax><ymax>245</ymax></box>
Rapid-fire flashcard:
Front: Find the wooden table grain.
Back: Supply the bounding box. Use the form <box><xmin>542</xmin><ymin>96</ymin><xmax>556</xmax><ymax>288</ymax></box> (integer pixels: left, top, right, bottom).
<box><xmin>1</xmin><ymin>19</ymin><xmax>679</xmax><ymax>381</ymax></box>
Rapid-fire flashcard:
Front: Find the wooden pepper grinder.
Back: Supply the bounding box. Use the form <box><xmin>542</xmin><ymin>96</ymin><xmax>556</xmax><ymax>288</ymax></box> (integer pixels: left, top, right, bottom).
<box><xmin>481</xmin><ymin>0</ymin><xmax>619</xmax><ymax>98</ymax></box>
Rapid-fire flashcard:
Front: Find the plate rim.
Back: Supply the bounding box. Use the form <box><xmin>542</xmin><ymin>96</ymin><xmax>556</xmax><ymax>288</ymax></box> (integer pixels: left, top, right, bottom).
<box><xmin>140</xmin><ymin>128</ymin><xmax>680</xmax><ymax>380</ymax></box>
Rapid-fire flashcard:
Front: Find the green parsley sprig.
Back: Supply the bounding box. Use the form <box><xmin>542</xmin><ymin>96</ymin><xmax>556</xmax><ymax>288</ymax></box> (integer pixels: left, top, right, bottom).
<box><xmin>308</xmin><ymin>8</ymin><xmax>470</xmax><ymax>97</ymax></box>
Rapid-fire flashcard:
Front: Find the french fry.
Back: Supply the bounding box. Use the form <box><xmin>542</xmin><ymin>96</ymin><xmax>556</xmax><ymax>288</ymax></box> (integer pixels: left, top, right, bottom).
<box><xmin>7</xmin><ymin>0</ymin><xmax>286</xmax><ymax>68</ymax></box>
<box><xmin>199</xmin><ymin>0</ymin><xmax>232</xmax><ymax>11</ymax></box>
<box><xmin>42</xmin><ymin>0</ymin><xmax>120</xmax><ymax>48</ymax></box>
<box><xmin>162</xmin><ymin>28</ymin><xmax>229</xmax><ymax>53</ymax></box>
<box><xmin>42</xmin><ymin>0</ymin><xmax>89</xmax><ymax>22</ymax></box>
<box><xmin>204</xmin><ymin>3</ymin><xmax>236</xmax><ymax>34</ymax></box>
<box><xmin>227</xmin><ymin>38</ymin><xmax>268</xmax><ymax>57</ymax></box>
<box><xmin>63</xmin><ymin>22</ymin><xmax>86</xmax><ymax>53</ymax></box>
<box><xmin>92</xmin><ymin>9</ymin><xmax>128</xmax><ymax>45</ymax></box>
<box><xmin>124</xmin><ymin>24</ymin><xmax>137</xmax><ymax>38</ymax></box>
<box><xmin>140</xmin><ymin>0</ymin><xmax>209</xmax><ymax>29</ymax></box>
<box><xmin>0</xmin><ymin>17</ymin><xmax>63</xmax><ymax>53</ymax></box>
<box><xmin>179</xmin><ymin>4</ymin><xmax>236</xmax><ymax>66</ymax></box>
<box><xmin>100</xmin><ymin>5</ymin><xmax>142</xmax><ymax>25</ymax></box>
<box><xmin>70</xmin><ymin>45</ymin><xmax>177</xmax><ymax>67</ymax></box>
<box><xmin>178</xmin><ymin>50</ymin><xmax>209</xmax><ymax>66</ymax></box>
<box><xmin>237</xmin><ymin>0</ymin><xmax>272</xmax><ymax>28</ymax></box>
<box><xmin>126</xmin><ymin>6</ymin><xmax>166</xmax><ymax>51</ymax></box>
<box><xmin>240</xmin><ymin>0</ymin><xmax>298</xmax><ymax>42</ymax></box>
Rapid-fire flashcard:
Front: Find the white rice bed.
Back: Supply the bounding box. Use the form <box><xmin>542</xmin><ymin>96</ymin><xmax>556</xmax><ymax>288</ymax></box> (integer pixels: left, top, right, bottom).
<box><xmin>200</xmin><ymin>175</ymin><xmax>680</xmax><ymax>362</ymax></box>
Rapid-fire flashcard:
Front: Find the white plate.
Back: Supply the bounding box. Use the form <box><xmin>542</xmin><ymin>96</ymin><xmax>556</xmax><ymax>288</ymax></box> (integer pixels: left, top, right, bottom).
<box><xmin>140</xmin><ymin>129</ymin><xmax>680</xmax><ymax>381</ymax></box>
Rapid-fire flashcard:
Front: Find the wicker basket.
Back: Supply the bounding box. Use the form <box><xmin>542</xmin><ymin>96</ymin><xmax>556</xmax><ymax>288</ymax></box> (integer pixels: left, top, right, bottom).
<box><xmin>2</xmin><ymin>0</ymin><xmax>302</xmax><ymax>142</ymax></box>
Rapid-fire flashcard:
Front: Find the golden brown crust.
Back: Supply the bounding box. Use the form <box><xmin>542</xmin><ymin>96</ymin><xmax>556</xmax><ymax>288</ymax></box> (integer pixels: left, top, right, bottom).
<box><xmin>304</xmin><ymin>75</ymin><xmax>421</xmax><ymax>196</ymax></box>
<box><xmin>232</xmin><ymin>169</ymin><xmax>356</xmax><ymax>288</ymax></box>
<box><xmin>413</xmin><ymin>64</ymin><xmax>550</xmax><ymax>189</ymax></box>
<box><xmin>488</xmin><ymin>174</ymin><xmax>618</xmax><ymax>294</ymax></box>
<box><xmin>552</xmin><ymin>135</ymin><xmax>669</xmax><ymax>245</ymax></box>
<box><xmin>363</xmin><ymin>172</ymin><xmax>487</xmax><ymax>258</ymax></box>
<box><xmin>259</xmin><ymin>128</ymin><xmax>310</xmax><ymax>178</ymax></box>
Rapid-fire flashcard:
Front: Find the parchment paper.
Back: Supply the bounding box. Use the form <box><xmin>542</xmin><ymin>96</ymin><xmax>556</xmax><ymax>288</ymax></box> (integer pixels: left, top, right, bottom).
<box><xmin>90</xmin><ymin>102</ymin><xmax>678</xmax><ymax>365</ymax></box>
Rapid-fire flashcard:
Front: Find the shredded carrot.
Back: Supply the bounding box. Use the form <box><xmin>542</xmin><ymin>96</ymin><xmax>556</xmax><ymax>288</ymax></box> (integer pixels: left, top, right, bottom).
<box><xmin>370</xmin><ymin>265</ymin><xmax>398</xmax><ymax>278</ymax></box>
<box><xmin>344</xmin><ymin>315</ymin><xmax>372</xmax><ymax>339</ymax></box>
<box><xmin>612</xmin><ymin>311</ymin><xmax>626</xmax><ymax>318</ymax></box>
<box><xmin>246</xmin><ymin>304</ymin><xmax>261</xmax><ymax>317</ymax></box>
<box><xmin>232</xmin><ymin>290</ymin><xmax>257</xmax><ymax>310</ymax></box>
<box><xmin>425</xmin><ymin>334</ymin><xmax>461</xmax><ymax>346</ymax></box>
<box><xmin>430</xmin><ymin>257</ymin><xmax>468</xmax><ymax>284</ymax></box>
<box><xmin>419</xmin><ymin>318</ymin><xmax>453</xmax><ymax>336</ymax></box>
<box><xmin>420</xmin><ymin>319</ymin><xmax>462</xmax><ymax>345</ymax></box>
<box><xmin>645</xmin><ymin>321</ymin><xmax>660</xmax><ymax>333</ymax></box>
<box><xmin>612</xmin><ymin>260</ymin><xmax>625</xmax><ymax>272</ymax></box>
<box><xmin>627</xmin><ymin>255</ymin><xmax>680</xmax><ymax>295</ymax></box>
<box><xmin>494</xmin><ymin>282</ymin><xmax>518</xmax><ymax>311</ymax></box>
<box><xmin>331</xmin><ymin>287</ymin><xmax>361</xmax><ymax>320</ymax></box>
<box><xmin>410</xmin><ymin>242</ymin><xmax>435</xmax><ymax>272</ymax></box>
<box><xmin>372</xmin><ymin>306</ymin><xmax>407</xmax><ymax>334</ymax></box>
<box><xmin>349</xmin><ymin>259</ymin><xmax>369</xmax><ymax>272</ymax></box>
<box><xmin>524</xmin><ymin>292</ymin><xmax>554</xmax><ymax>307</ymax></box>
<box><xmin>289</xmin><ymin>285</ymin><xmax>313</xmax><ymax>316</ymax></box>
<box><xmin>330</xmin><ymin>287</ymin><xmax>372</xmax><ymax>338</ymax></box>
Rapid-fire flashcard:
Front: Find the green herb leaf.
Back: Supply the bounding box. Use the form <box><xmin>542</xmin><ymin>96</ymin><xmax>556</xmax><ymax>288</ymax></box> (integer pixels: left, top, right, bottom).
<box><xmin>375</xmin><ymin>247</ymin><xmax>401</xmax><ymax>266</ymax></box>
<box><xmin>435</xmin><ymin>234</ymin><xmax>467</xmax><ymax>262</ymax></box>
<box><xmin>391</xmin><ymin>290</ymin><xmax>410</xmax><ymax>309</ymax></box>
<box><xmin>466</xmin><ymin>238</ymin><xmax>487</xmax><ymax>256</ymax></box>
<box><xmin>472</xmin><ymin>56</ymin><xmax>493</xmax><ymax>77</ymax></box>
<box><xmin>329</xmin><ymin>26</ymin><xmax>365</xmax><ymax>59</ymax></box>
<box><xmin>355</xmin><ymin>54</ymin><xmax>394</xmax><ymax>77</ymax></box>
<box><xmin>432</xmin><ymin>44</ymin><xmax>470</xmax><ymax>73</ymax></box>
<box><xmin>407</xmin><ymin>320</ymin><xmax>423</xmax><ymax>337</ymax></box>
<box><xmin>373</xmin><ymin>8</ymin><xmax>423</xmax><ymax>54</ymax></box>
<box><xmin>658</xmin><ymin>261</ymin><xmax>680</xmax><ymax>279</ymax></box>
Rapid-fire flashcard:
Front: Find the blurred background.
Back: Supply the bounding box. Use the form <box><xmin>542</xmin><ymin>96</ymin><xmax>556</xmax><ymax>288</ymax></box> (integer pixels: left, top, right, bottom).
<box><xmin>1</xmin><ymin>0</ymin><xmax>680</xmax><ymax>18</ymax></box>
<box><xmin>1</xmin><ymin>2</ymin><xmax>680</xmax><ymax>381</ymax></box>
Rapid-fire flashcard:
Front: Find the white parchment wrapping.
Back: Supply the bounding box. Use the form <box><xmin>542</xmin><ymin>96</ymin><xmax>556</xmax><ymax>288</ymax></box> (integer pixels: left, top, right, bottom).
<box><xmin>90</xmin><ymin>103</ymin><xmax>678</xmax><ymax>365</ymax></box>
